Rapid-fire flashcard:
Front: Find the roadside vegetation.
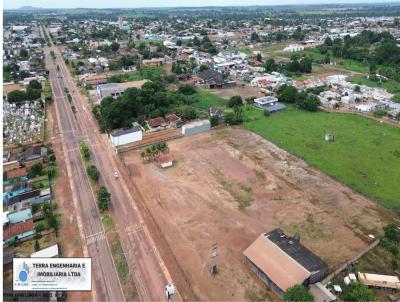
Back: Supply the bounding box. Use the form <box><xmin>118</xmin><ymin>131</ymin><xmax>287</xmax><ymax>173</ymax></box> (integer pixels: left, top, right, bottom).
<box><xmin>79</xmin><ymin>141</ymin><xmax>91</xmax><ymax>161</ymax></box>
<box><xmin>140</xmin><ymin>142</ymin><xmax>169</xmax><ymax>161</ymax></box>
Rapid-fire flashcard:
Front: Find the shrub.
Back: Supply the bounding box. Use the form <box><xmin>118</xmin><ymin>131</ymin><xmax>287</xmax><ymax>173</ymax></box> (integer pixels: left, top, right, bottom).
<box><xmin>373</xmin><ymin>109</ymin><xmax>387</xmax><ymax>118</ymax></box>
<box><xmin>7</xmin><ymin>90</ymin><xmax>27</xmax><ymax>103</ymax></box>
<box><xmin>29</xmin><ymin>163</ymin><xmax>44</xmax><ymax>178</ymax></box>
<box><xmin>97</xmin><ymin>186</ymin><xmax>111</xmax><ymax>211</ymax></box>
<box><xmin>87</xmin><ymin>165</ymin><xmax>100</xmax><ymax>182</ymax></box>
<box><xmin>34</xmin><ymin>240</ymin><xmax>41</xmax><ymax>251</ymax></box>
<box><xmin>284</xmin><ymin>285</ymin><xmax>314</xmax><ymax>302</ymax></box>
<box><xmin>228</xmin><ymin>96</ymin><xmax>243</xmax><ymax>108</ymax></box>
<box><xmin>209</xmin><ymin>115</ymin><xmax>219</xmax><ymax>127</ymax></box>
<box><xmin>340</xmin><ymin>282</ymin><xmax>377</xmax><ymax>302</ymax></box>
<box><xmin>79</xmin><ymin>141</ymin><xmax>90</xmax><ymax>161</ymax></box>
<box><xmin>178</xmin><ymin>84</ymin><xmax>196</xmax><ymax>95</ymax></box>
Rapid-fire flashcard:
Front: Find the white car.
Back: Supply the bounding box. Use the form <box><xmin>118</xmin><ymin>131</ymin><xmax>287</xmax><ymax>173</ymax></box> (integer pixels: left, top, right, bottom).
<box><xmin>113</xmin><ymin>171</ymin><xmax>119</xmax><ymax>179</ymax></box>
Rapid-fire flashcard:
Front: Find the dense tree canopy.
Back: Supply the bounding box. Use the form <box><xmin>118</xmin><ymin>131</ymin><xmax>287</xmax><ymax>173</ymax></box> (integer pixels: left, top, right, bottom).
<box><xmin>98</xmin><ymin>80</ymin><xmax>200</xmax><ymax>131</ymax></box>
<box><xmin>321</xmin><ymin>30</ymin><xmax>400</xmax><ymax>81</ymax></box>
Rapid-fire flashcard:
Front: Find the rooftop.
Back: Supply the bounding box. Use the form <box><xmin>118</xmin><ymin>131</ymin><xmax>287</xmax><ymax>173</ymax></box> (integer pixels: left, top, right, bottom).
<box><xmin>266</xmin><ymin>228</ymin><xmax>328</xmax><ymax>274</ymax></box>
<box><xmin>244</xmin><ymin>233</ymin><xmax>311</xmax><ymax>291</ymax></box>
<box><xmin>6</xmin><ymin>167</ymin><xmax>27</xmax><ymax>180</ymax></box>
<box><xmin>4</xmin><ymin>219</ymin><xmax>35</xmax><ymax>240</ymax></box>
<box><xmin>31</xmin><ymin>244</ymin><xmax>59</xmax><ymax>258</ymax></box>
<box><xmin>110</xmin><ymin>126</ymin><xmax>141</xmax><ymax>137</ymax></box>
<box><xmin>147</xmin><ymin>117</ymin><xmax>166</xmax><ymax>128</ymax></box>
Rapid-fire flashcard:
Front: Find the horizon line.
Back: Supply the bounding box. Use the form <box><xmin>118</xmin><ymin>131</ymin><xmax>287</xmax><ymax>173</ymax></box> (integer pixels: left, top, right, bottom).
<box><xmin>5</xmin><ymin>1</ymin><xmax>400</xmax><ymax>10</ymax></box>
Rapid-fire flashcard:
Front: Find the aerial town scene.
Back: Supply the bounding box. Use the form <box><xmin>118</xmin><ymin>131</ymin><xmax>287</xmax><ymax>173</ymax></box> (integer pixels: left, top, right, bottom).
<box><xmin>2</xmin><ymin>0</ymin><xmax>400</xmax><ymax>301</ymax></box>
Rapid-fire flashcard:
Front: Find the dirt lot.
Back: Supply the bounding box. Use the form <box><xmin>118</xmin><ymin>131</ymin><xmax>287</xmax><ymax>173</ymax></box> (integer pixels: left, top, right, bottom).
<box><xmin>122</xmin><ymin>127</ymin><xmax>395</xmax><ymax>301</ymax></box>
<box><xmin>208</xmin><ymin>83</ymin><xmax>263</xmax><ymax>100</ymax></box>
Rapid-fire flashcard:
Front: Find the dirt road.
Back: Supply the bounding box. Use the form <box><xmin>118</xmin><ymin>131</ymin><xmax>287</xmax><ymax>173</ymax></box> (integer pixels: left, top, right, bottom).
<box><xmin>48</xmin><ymin>34</ymin><xmax>190</xmax><ymax>300</ymax></box>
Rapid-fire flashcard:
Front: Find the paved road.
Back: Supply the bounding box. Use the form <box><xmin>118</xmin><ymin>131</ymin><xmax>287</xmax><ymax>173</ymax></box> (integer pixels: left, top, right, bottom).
<box><xmin>43</xmin><ymin>42</ymin><xmax>125</xmax><ymax>301</ymax></box>
<box><xmin>45</xmin><ymin>31</ymin><xmax>173</xmax><ymax>301</ymax></box>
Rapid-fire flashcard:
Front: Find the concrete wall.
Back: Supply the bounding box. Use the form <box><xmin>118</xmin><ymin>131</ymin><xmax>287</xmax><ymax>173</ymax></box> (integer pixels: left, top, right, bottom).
<box><xmin>182</xmin><ymin>120</ymin><xmax>211</xmax><ymax>136</ymax></box>
<box><xmin>111</xmin><ymin>131</ymin><xmax>142</xmax><ymax>147</ymax></box>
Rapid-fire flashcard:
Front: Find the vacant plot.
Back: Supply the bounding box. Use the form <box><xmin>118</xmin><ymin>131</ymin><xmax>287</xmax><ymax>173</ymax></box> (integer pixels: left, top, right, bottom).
<box><xmin>244</xmin><ymin>106</ymin><xmax>400</xmax><ymax>210</ymax></box>
<box><xmin>199</xmin><ymin>85</ymin><xmax>262</xmax><ymax>104</ymax></box>
<box><xmin>194</xmin><ymin>88</ymin><xmax>227</xmax><ymax>110</ymax></box>
<box><xmin>123</xmin><ymin>127</ymin><xmax>397</xmax><ymax>301</ymax></box>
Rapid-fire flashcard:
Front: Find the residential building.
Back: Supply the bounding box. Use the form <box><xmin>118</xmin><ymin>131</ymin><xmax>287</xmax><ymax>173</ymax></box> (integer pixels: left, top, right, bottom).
<box><xmin>198</xmin><ymin>70</ymin><xmax>236</xmax><ymax>89</ymax></box>
<box><xmin>142</xmin><ymin>58</ymin><xmax>165</xmax><ymax>67</ymax></box>
<box><xmin>3</xmin><ymin>219</ymin><xmax>36</xmax><ymax>245</ymax></box>
<box><xmin>146</xmin><ymin>117</ymin><xmax>166</xmax><ymax>130</ymax></box>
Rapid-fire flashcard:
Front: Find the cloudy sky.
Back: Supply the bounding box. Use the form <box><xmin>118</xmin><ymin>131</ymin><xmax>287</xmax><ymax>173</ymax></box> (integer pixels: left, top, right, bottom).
<box><xmin>4</xmin><ymin>0</ymin><xmax>399</xmax><ymax>9</ymax></box>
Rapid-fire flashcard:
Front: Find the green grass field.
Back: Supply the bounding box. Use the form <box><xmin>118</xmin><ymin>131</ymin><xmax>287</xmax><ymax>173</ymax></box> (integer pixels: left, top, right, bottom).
<box><xmin>236</xmin><ymin>47</ymin><xmax>252</xmax><ymax>55</ymax></box>
<box><xmin>243</xmin><ymin>106</ymin><xmax>400</xmax><ymax>210</ymax></box>
<box><xmin>194</xmin><ymin>88</ymin><xmax>226</xmax><ymax>110</ymax></box>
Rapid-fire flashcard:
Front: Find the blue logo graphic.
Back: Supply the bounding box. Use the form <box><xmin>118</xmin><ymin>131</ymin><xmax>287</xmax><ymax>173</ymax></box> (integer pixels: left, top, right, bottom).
<box><xmin>17</xmin><ymin>262</ymin><xmax>30</xmax><ymax>282</ymax></box>
<box><xmin>19</xmin><ymin>270</ymin><xmax>28</xmax><ymax>282</ymax></box>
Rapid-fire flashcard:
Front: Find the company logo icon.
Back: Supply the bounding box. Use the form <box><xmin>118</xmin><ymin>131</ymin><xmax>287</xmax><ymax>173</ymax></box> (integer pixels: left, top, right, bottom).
<box><xmin>16</xmin><ymin>262</ymin><xmax>30</xmax><ymax>284</ymax></box>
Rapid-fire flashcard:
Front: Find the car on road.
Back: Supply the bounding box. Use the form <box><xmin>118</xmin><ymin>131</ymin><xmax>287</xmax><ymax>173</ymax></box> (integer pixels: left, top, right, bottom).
<box><xmin>113</xmin><ymin>171</ymin><xmax>119</xmax><ymax>179</ymax></box>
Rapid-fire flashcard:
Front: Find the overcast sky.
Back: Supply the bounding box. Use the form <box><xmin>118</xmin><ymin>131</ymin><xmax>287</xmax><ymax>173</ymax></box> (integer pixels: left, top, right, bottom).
<box><xmin>4</xmin><ymin>0</ymin><xmax>400</xmax><ymax>9</ymax></box>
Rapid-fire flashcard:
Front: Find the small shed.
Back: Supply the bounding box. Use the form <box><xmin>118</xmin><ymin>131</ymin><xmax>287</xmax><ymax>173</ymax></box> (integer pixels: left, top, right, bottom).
<box><xmin>158</xmin><ymin>153</ymin><xmax>173</xmax><ymax>168</ymax></box>
<box><xmin>325</xmin><ymin>134</ymin><xmax>334</xmax><ymax>142</ymax></box>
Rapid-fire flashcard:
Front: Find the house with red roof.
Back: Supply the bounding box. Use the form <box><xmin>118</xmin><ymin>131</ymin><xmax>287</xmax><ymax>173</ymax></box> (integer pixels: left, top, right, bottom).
<box><xmin>3</xmin><ymin>219</ymin><xmax>36</xmax><ymax>245</ymax></box>
<box><xmin>146</xmin><ymin>117</ymin><xmax>166</xmax><ymax>130</ymax></box>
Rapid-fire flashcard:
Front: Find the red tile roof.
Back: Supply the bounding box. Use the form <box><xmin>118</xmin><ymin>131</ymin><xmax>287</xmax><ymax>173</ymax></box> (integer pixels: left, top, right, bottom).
<box><xmin>6</xmin><ymin>167</ymin><xmax>27</xmax><ymax>180</ymax></box>
<box><xmin>158</xmin><ymin>153</ymin><xmax>173</xmax><ymax>165</ymax></box>
<box><xmin>166</xmin><ymin>114</ymin><xmax>180</xmax><ymax>122</ymax></box>
<box><xmin>4</xmin><ymin>219</ymin><xmax>35</xmax><ymax>240</ymax></box>
<box><xmin>147</xmin><ymin>117</ymin><xmax>166</xmax><ymax>128</ymax></box>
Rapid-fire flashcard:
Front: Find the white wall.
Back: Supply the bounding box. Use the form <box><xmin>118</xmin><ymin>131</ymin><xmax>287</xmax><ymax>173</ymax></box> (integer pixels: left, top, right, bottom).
<box><xmin>110</xmin><ymin>131</ymin><xmax>142</xmax><ymax>147</ymax></box>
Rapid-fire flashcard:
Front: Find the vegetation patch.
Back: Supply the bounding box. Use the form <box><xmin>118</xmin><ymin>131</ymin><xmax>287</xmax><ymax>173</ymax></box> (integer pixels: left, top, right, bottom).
<box><xmin>243</xmin><ymin>106</ymin><xmax>400</xmax><ymax>210</ymax></box>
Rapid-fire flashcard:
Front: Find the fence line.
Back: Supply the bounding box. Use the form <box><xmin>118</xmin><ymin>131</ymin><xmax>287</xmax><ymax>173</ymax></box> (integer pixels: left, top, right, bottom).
<box><xmin>322</xmin><ymin>239</ymin><xmax>380</xmax><ymax>284</ymax></box>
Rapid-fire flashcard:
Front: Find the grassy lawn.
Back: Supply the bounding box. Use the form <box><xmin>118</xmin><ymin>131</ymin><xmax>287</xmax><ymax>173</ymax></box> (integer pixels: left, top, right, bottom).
<box><xmin>291</xmin><ymin>74</ymin><xmax>309</xmax><ymax>81</ymax></box>
<box><xmin>243</xmin><ymin>105</ymin><xmax>400</xmax><ymax>210</ymax></box>
<box><xmin>348</xmin><ymin>76</ymin><xmax>400</xmax><ymax>102</ymax></box>
<box><xmin>281</xmin><ymin>48</ymin><xmax>370</xmax><ymax>74</ymax></box>
<box><xmin>101</xmin><ymin>213</ymin><xmax>138</xmax><ymax>300</ymax></box>
<box><xmin>236</xmin><ymin>47</ymin><xmax>252</xmax><ymax>55</ymax></box>
<box><xmin>44</xmin><ymin>80</ymin><xmax>52</xmax><ymax>100</ymax></box>
<box><xmin>194</xmin><ymin>88</ymin><xmax>227</xmax><ymax>110</ymax></box>
<box><xmin>32</xmin><ymin>178</ymin><xmax>50</xmax><ymax>189</ymax></box>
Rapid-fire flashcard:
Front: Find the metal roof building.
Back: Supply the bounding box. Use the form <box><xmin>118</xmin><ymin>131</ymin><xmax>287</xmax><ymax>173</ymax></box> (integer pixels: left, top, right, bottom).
<box><xmin>243</xmin><ymin>229</ymin><xmax>329</xmax><ymax>298</ymax></box>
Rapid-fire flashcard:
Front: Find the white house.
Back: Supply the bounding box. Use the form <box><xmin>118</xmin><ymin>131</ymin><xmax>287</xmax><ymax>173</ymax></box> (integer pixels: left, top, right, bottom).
<box><xmin>354</xmin><ymin>103</ymin><xmax>377</xmax><ymax>112</ymax></box>
<box><xmin>254</xmin><ymin>96</ymin><xmax>278</xmax><ymax>106</ymax></box>
<box><xmin>110</xmin><ymin>127</ymin><xmax>142</xmax><ymax>147</ymax></box>
<box><xmin>283</xmin><ymin>44</ymin><xmax>305</xmax><ymax>52</ymax></box>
